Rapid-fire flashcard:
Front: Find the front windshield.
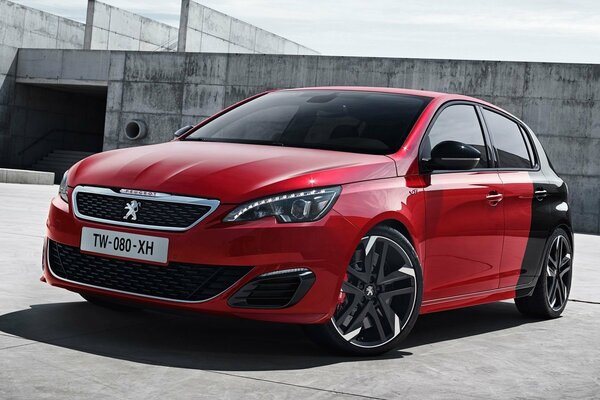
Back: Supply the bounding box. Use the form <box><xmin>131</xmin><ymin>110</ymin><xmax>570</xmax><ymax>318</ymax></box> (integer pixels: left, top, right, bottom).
<box><xmin>184</xmin><ymin>90</ymin><xmax>432</xmax><ymax>155</ymax></box>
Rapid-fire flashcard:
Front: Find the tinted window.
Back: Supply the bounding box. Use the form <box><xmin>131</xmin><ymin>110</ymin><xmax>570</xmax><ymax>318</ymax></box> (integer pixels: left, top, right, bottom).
<box><xmin>483</xmin><ymin>109</ymin><xmax>532</xmax><ymax>168</ymax></box>
<box><xmin>421</xmin><ymin>104</ymin><xmax>488</xmax><ymax>168</ymax></box>
<box><xmin>520</xmin><ymin>126</ymin><xmax>536</xmax><ymax>166</ymax></box>
<box><xmin>185</xmin><ymin>90</ymin><xmax>431</xmax><ymax>155</ymax></box>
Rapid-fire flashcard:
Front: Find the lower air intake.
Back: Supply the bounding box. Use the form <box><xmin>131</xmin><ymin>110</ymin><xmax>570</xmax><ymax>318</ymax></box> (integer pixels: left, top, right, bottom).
<box><xmin>48</xmin><ymin>240</ymin><xmax>252</xmax><ymax>302</ymax></box>
<box><xmin>228</xmin><ymin>268</ymin><xmax>315</xmax><ymax>309</ymax></box>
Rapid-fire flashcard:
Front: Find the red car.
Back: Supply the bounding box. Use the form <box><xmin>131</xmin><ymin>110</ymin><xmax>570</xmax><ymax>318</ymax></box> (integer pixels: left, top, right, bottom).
<box><xmin>43</xmin><ymin>87</ymin><xmax>573</xmax><ymax>355</ymax></box>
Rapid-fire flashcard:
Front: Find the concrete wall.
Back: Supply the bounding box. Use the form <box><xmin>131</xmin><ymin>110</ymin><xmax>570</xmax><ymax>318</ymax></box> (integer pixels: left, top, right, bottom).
<box><xmin>0</xmin><ymin>0</ymin><xmax>84</xmax><ymax>50</ymax></box>
<box><xmin>85</xmin><ymin>1</ymin><xmax>178</xmax><ymax>51</ymax></box>
<box><xmin>0</xmin><ymin>0</ymin><xmax>318</xmax><ymax>163</ymax></box>
<box><xmin>0</xmin><ymin>168</ymin><xmax>54</xmax><ymax>184</ymax></box>
<box><xmin>6</xmin><ymin>82</ymin><xmax>106</xmax><ymax>168</ymax></box>
<box><xmin>11</xmin><ymin>49</ymin><xmax>600</xmax><ymax>234</ymax></box>
<box><xmin>0</xmin><ymin>0</ymin><xmax>86</xmax><ymax>167</ymax></box>
<box><xmin>178</xmin><ymin>0</ymin><xmax>318</xmax><ymax>55</ymax></box>
<box><xmin>83</xmin><ymin>0</ymin><xmax>318</xmax><ymax>55</ymax></box>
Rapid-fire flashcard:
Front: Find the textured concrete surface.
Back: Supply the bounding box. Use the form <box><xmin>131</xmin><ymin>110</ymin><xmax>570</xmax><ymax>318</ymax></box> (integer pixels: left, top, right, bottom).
<box><xmin>0</xmin><ymin>0</ymin><xmax>316</xmax><ymax>186</ymax></box>
<box><xmin>5</xmin><ymin>82</ymin><xmax>106</xmax><ymax>168</ymax></box>
<box><xmin>178</xmin><ymin>0</ymin><xmax>318</xmax><ymax>55</ymax></box>
<box><xmin>0</xmin><ymin>0</ymin><xmax>85</xmax><ymax>51</ymax></box>
<box><xmin>85</xmin><ymin>0</ymin><xmax>179</xmax><ymax>52</ymax></box>
<box><xmin>84</xmin><ymin>0</ymin><xmax>318</xmax><ymax>54</ymax></box>
<box><xmin>0</xmin><ymin>0</ymin><xmax>86</xmax><ymax>175</ymax></box>
<box><xmin>0</xmin><ymin>182</ymin><xmax>599</xmax><ymax>399</ymax></box>
<box><xmin>0</xmin><ymin>168</ymin><xmax>54</xmax><ymax>184</ymax></box>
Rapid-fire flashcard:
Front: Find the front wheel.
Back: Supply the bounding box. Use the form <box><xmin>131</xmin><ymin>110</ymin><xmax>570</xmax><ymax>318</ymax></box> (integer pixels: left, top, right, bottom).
<box><xmin>304</xmin><ymin>226</ymin><xmax>423</xmax><ymax>356</ymax></box>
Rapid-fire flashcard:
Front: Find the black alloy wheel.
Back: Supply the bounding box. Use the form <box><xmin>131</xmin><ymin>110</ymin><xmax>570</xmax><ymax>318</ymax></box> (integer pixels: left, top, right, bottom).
<box><xmin>515</xmin><ymin>228</ymin><xmax>573</xmax><ymax>318</ymax></box>
<box><xmin>304</xmin><ymin>226</ymin><xmax>423</xmax><ymax>356</ymax></box>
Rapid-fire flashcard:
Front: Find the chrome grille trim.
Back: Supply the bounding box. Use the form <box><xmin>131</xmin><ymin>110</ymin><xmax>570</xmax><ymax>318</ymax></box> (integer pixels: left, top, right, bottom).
<box><xmin>72</xmin><ymin>185</ymin><xmax>220</xmax><ymax>232</ymax></box>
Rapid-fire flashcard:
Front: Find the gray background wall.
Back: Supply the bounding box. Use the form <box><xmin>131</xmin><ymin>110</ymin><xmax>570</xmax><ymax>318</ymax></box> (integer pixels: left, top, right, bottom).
<box><xmin>178</xmin><ymin>0</ymin><xmax>318</xmax><ymax>55</ymax></box>
<box><xmin>0</xmin><ymin>0</ymin><xmax>85</xmax><ymax>51</ymax></box>
<box><xmin>0</xmin><ymin>0</ymin><xmax>318</xmax><ymax>177</ymax></box>
<box><xmin>85</xmin><ymin>1</ymin><xmax>179</xmax><ymax>51</ymax></box>
<box><xmin>0</xmin><ymin>0</ymin><xmax>86</xmax><ymax>168</ymax></box>
<box><xmin>7</xmin><ymin>83</ymin><xmax>106</xmax><ymax>168</ymax></box>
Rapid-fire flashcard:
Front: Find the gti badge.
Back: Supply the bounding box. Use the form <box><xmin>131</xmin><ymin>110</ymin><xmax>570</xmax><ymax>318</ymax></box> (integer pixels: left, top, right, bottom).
<box><xmin>123</xmin><ymin>200</ymin><xmax>141</xmax><ymax>220</ymax></box>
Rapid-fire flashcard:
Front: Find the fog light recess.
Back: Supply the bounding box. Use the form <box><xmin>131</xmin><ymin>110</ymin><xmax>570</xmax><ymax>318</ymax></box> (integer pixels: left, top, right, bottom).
<box><xmin>228</xmin><ymin>268</ymin><xmax>315</xmax><ymax>309</ymax></box>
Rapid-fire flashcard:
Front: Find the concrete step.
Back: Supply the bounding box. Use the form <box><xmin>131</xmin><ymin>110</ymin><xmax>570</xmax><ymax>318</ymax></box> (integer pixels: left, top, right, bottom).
<box><xmin>30</xmin><ymin>149</ymin><xmax>97</xmax><ymax>183</ymax></box>
<box><xmin>52</xmin><ymin>150</ymin><xmax>95</xmax><ymax>157</ymax></box>
<box><xmin>32</xmin><ymin>164</ymin><xmax>73</xmax><ymax>172</ymax></box>
<box><xmin>37</xmin><ymin>155</ymin><xmax>84</xmax><ymax>163</ymax></box>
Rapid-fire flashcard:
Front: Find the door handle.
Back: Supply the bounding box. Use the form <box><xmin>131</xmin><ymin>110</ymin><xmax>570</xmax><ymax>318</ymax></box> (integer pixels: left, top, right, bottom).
<box><xmin>534</xmin><ymin>188</ymin><xmax>548</xmax><ymax>201</ymax></box>
<box><xmin>486</xmin><ymin>191</ymin><xmax>503</xmax><ymax>207</ymax></box>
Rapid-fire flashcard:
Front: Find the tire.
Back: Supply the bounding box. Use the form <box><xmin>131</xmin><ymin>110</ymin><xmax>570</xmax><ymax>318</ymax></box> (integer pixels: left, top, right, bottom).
<box><xmin>515</xmin><ymin>228</ymin><xmax>573</xmax><ymax>318</ymax></box>
<box><xmin>81</xmin><ymin>293</ymin><xmax>141</xmax><ymax>312</ymax></box>
<box><xmin>304</xmin><ymin>225</ymin><xmax>423</xmax><ymax>356</ymax></box>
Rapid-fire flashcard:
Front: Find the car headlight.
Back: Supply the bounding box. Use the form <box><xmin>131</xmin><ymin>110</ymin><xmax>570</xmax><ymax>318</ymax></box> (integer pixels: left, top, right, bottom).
<box><xmin>223</xmin><ymin>186</ymin><xmax>341</xmax><ymax>223</ymax></box>
<box><xmin>59</xmin><ymin>170</ymin><xmax>69</xmax><ymax>203</ymax></box>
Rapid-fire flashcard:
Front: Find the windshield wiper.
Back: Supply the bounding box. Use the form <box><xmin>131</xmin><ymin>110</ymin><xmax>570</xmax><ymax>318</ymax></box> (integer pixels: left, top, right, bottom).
<box><xmin>184</xmin><ymin>138</ymin><xmax>285</xmax><ymax>146</ymax></box>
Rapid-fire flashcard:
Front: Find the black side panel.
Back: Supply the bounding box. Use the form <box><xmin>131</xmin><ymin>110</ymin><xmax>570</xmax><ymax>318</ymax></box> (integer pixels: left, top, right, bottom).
<box><xmin>515</xmin><ymin>168</ymin><xmax>550</xmax><ymax>291</ymax></box>
<box><xmin>516</xmin><ymin>128</ymin><xmax>571</xmax><ymax>297</ymax></box>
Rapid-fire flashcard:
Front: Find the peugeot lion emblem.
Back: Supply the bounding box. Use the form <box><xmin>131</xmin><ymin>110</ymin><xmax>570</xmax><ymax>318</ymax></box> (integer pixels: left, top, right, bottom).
<box><xmin>123</xmin><ymin>200</ymin><xmax>141</xmax><ymax>220</ymax></box>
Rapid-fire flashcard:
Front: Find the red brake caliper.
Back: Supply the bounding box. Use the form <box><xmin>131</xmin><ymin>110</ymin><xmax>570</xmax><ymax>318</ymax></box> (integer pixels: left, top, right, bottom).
<box><xmin>338</xmin><ymin>273</ymin><xmax>348</xmax><ymax>304</ymax></box>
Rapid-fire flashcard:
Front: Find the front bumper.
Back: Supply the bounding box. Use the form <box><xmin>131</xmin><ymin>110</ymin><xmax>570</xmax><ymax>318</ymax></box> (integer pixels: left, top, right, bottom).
<box><xmin>43</xmin><ymin>193</ymin><xmax>360</xmax><ymax>324</ymax></box>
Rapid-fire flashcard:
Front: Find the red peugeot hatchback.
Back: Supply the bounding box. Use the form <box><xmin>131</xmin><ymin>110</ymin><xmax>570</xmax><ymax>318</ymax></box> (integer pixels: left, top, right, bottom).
<box><xmin>43</xmin><ymin>87</ymin><xmax>573</xmax><ymax>355</ymax></box>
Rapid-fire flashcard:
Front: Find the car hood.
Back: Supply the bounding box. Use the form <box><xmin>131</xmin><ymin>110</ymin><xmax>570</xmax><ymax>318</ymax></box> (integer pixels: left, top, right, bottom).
<box><xmin>70</xmin><ymin>141</ymin><xmax>396</xmax><ymax>204</ymax></box>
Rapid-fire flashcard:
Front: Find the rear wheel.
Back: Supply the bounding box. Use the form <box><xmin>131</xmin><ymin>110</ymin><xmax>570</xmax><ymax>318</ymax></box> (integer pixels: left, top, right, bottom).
<box><xmin>515</xmin><ymin>228</ymin><xmax>572</xmax><ymax>318</ymax></box>
<box><xmin>81</xmin><ymin>293</ymin><xmax>141</xmax><ymax>312</ymax></box>
<box><xmin>304</xmin><ymin>226</ymin><xmax>423</xmax><ymax>356</ymax></box>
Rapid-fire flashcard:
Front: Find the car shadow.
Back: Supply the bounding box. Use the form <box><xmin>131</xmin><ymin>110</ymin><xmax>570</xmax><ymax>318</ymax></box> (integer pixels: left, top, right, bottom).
<box><xmin>0</xmin><ymin>300</ymin><xmax>544</xmax><ymax>371</ymax></box>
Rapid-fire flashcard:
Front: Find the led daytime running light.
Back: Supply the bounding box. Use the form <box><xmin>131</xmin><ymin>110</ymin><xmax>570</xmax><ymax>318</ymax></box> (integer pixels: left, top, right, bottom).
<box><xmin>224</xmin><ymin>186</ymin><xmax>341</xmax><ymax>223</ymax></box>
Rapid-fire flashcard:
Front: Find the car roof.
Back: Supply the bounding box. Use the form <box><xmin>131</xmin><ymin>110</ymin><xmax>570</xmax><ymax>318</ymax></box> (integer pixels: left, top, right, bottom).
<box><xmin>278</xmin><ymin>86</ymin><xmax>516</xmax><ymax>122</ymax></box>
<box><xmin>281</xmin><ymin>86</ymin><xmax>446</xmax><ymax>99</ymax></box>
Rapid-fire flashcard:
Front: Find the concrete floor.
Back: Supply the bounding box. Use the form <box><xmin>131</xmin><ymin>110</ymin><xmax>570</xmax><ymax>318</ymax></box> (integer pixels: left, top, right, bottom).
<box><xmin>0</xmin><ymin>182</ymin><xmax>598</xmax><ymax>400</ymax></box>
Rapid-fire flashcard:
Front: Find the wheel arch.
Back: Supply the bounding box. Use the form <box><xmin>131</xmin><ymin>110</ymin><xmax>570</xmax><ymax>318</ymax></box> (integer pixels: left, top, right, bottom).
<box><xmin>554</xmin><ymin>222</ymin><xmax>574</xmax><ymax>251</ymax></box>
<box><xmin>376</xmin><ymin>219</ymin><xmax>415</xmax><ymax>246</ymax></box>
<box><xmin>352</xmin><ymin>212</ymin><xmax>423</xmax><ymax>262</ymax></box>
<box><xmin>519</xmin><ymin>221</ymin><xmax>574</xmax><ymax>299</ymax></box>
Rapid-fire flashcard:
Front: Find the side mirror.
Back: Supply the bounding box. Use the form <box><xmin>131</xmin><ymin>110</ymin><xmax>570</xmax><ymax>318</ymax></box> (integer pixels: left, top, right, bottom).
<box><xmin>427</xmin><ymin>140</ymin><xmax>481</xmax><ymax>171</ymax></box>
<box><xmin>173</xmin><ymin>125</ymin><xmax>194</xmax><ymax>138</ymax></box>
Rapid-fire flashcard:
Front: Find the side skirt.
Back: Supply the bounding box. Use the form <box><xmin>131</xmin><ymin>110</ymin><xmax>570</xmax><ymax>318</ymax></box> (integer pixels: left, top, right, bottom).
<box><xmin>420</xmin><ymin>283</ymin><xmax>536</xmax><ymax>314</ymax></box>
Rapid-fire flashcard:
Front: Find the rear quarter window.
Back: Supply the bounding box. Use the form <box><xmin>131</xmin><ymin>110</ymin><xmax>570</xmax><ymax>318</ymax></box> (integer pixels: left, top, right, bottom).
<box><xmin>482</xmin><ymin>109</ymin><xmax>533</xmax><ymax>169</ymax></box>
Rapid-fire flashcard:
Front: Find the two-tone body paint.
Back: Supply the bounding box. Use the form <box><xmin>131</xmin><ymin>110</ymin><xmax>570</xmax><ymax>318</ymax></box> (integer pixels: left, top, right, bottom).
<box><xmin>387</xmin><ymin>95</ymin><xmax>569</xmax><ymax>312</ymax></box>
<box><xmin>42</xmin><ymin>87</ymin><xmax>570</xmax><ymax>322</ymax></box>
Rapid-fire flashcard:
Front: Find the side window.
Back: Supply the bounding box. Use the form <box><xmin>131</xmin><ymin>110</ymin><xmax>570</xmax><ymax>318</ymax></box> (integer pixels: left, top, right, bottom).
<box><xmin>520</xmin><ymin>125</ymin><xmax>537</xmax><ymax>166</ymax></box>
<box><xmin>421</xmin><ymin>104</ymin><xmax>489</xmax><ymax>168</ymax></box>
<box><xmin>483</xmin><ymin>109</ymin><xmax>533</xmax><ymax>169</ymax></box>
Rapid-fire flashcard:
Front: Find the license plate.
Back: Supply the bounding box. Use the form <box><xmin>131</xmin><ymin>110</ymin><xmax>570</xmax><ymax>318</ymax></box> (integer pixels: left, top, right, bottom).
<box><xmin>80</xmin><ymin>227</ymin><xmax>169</xmax><ymax>264</ymax></box>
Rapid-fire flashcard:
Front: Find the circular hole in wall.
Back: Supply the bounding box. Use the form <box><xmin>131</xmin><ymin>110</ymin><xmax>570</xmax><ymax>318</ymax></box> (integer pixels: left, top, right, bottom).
<box><xmin>125</xmin><ymin>119</ymin><xmax>147</xmax><ymax>140</ymax></box>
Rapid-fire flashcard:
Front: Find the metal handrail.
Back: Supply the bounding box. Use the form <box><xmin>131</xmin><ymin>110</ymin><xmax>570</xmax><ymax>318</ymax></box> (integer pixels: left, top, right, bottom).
<box><xmin>17</xmin><ymin>129</ymin><xmax>99</xmax><ymax>156</ymax></box>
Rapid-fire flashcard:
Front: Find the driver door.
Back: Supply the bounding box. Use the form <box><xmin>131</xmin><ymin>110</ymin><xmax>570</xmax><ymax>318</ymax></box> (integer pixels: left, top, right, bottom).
<box><xmin>420</xmin><ymin>104</ymin><xmax>504</xmax><ymax>301</ymax></box>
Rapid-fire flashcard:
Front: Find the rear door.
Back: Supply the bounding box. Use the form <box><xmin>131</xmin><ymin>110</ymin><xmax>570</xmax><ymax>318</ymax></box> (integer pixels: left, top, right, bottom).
<box><xmin>420</xmin><ymin>104</ymin><xmax>504</xmax><ymax>300</ymax></box>
<box><xmin>480</xmin><ymin>108</ymin><xmax>549</xmax><ymax>289</ymax></box>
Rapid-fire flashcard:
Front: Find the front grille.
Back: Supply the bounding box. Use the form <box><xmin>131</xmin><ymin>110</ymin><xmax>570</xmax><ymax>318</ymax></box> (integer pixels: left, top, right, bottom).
<box><xmin>229</xmin><ymin>269</ymin><xmax>315</xmax><ymax>309</ymax></box>
<box><xmin>48</xmin><ymin>240</ymin><xmax>252</xmax><ymax>302</ymax></box>
<box><xmin>75</xmin><ymin>191</ymin><xmax>212</xmax><ymax>229</ymax></box>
